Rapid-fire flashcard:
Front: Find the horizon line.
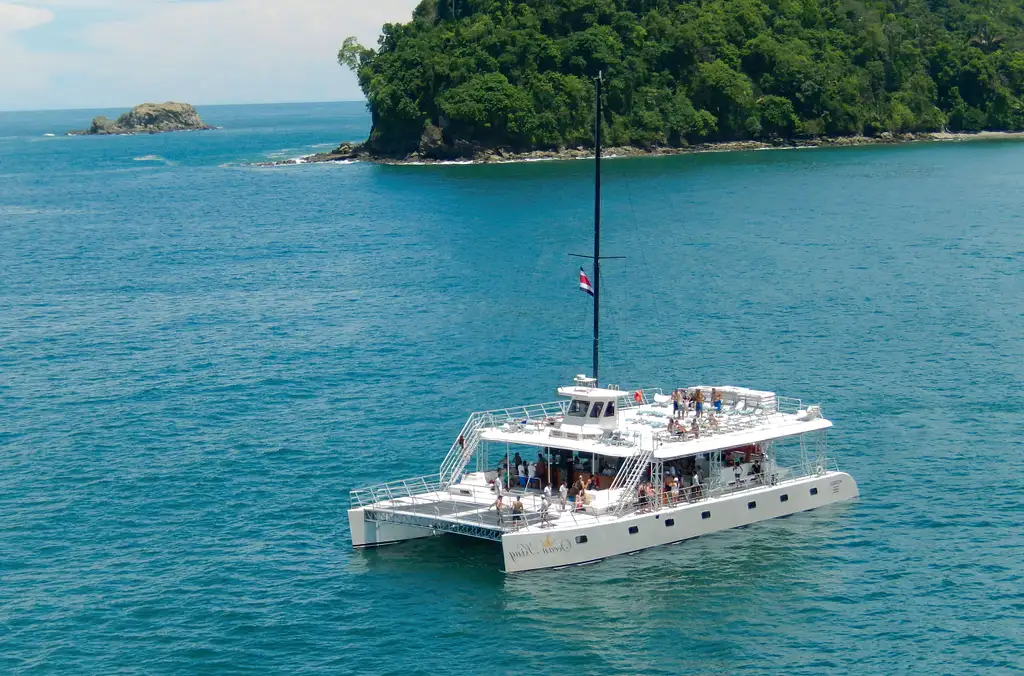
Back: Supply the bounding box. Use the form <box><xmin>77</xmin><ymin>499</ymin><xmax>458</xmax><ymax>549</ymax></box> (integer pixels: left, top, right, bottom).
<box><xmin>0</xmin><ymin>99</ymin><xmax>369</xmax><ymax>115</ymax></box>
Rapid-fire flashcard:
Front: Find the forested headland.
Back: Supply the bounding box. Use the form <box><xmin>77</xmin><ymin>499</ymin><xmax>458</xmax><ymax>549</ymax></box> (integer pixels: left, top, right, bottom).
<box><xmin>337</xmin><ymin>0</ymin><xmax>1024</xmax><ymax>160</ymax></box>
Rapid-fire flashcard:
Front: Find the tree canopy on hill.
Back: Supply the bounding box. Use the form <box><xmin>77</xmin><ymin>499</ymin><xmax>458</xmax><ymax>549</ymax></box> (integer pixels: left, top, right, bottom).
<box><xmin>339</xmin><ymin>0</ymin><xmax>1024</xmax><ymax>156</ymax></box>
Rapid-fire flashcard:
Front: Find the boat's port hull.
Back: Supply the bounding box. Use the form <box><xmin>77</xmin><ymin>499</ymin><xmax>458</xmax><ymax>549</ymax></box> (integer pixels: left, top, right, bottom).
<box><xmin>348</xmin><ymin>507</ymin><xmax>434</xmax><ymax>548</ymax></box>
<box><xmin>501</xmin><ymin>471</ymin><xmax>858</xmax><ymax>572</ymax></box>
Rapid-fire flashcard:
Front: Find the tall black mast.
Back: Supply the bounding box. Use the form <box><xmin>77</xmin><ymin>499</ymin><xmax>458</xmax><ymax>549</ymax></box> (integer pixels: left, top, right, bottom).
<box><xmin>592</xmin><ymin>73</ymin><xmax>602</xmax><ymax>384</ymax></box>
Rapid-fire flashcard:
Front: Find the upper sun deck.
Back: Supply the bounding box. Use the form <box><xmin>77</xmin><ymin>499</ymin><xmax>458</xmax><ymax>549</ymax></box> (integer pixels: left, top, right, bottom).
<box><xmin>478</xmin><ymin>385</ymin><xmax>831</xmax><ymax>460</ymax></box>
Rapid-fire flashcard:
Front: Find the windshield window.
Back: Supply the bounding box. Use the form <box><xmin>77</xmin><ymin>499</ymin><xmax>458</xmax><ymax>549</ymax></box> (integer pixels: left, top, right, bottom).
<box><xmin>589</xmin><ymin>402</ymin><xmax>604</xmax><ymax>418</ymax></box>
<box><xmin>605</xmin><ymin>401</ymin><xmax>616</xmax><ymax>417</ymax></box>
<box><xmin>567</xmin><ymin>399</ymin><xmax>586</xmax><ymax>416</ymax></box>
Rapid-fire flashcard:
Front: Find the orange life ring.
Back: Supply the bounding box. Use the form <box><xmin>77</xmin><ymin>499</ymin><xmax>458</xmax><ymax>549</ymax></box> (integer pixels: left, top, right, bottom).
<box><xmin>633</xmin><ymin>390</ymin><xmax>643</xmax><ymax>403</ymax></box>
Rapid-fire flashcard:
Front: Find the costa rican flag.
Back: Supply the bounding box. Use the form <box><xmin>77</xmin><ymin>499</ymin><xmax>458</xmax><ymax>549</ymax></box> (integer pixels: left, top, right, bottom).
<box><xmin>579</xmin><ymin>267</ymin><xmax>594</xmax><ymax>296</ymax></box>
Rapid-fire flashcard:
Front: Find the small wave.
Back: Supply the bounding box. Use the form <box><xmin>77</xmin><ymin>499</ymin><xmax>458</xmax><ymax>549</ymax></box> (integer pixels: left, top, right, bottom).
<box><xmin>133</xmin><ymin>155</ymin><xmax>173</xmax><ymax>164</ymax></box>
<box><xmin>43</xmin><ymin>133</ymin><xmax>55</xmax><ymax>137</ymax></box>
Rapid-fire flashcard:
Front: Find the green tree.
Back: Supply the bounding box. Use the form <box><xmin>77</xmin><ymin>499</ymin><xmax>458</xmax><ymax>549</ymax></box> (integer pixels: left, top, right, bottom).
<box><xmin>336</xmin><ymin>0</ymin><xmax>1024</xmax><ymax>155</ymax></box>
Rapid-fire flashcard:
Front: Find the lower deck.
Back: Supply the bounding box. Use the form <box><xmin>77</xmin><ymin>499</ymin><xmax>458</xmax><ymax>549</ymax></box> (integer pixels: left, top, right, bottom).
<box><xmin>349</xmin><ymin>469</ymin><xmax>859</xmax><ymax>570</ymax></box>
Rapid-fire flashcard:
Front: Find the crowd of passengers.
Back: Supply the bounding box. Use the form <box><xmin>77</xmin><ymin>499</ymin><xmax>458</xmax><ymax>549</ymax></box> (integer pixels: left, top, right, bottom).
<box><xmin>491</xmin><ymin>445</ymin><xmax>766</xmax><ymax>521</ymax></box>
<box><xmin>494</xmin><ymin>449</ymin><xmax>619</xmax><ymax>493</ymax></box>
<box><xmin>663</xmin><ymin>388</ymin><xmax>728</xmax><ymax>439</ymax></box>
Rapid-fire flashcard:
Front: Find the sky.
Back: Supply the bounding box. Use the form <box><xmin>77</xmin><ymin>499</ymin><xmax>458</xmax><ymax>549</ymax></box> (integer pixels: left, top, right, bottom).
<box><xmin>0</xmin><ymin>0</ymin><xmax>420</xmax><ymax>111</ymax></box>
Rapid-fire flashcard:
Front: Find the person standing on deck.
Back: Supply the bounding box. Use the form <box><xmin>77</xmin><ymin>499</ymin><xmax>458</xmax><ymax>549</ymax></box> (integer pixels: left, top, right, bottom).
<box><xmin>540</xmin><ymin>494</ymin><xmax>550</xmax><ymax>526</ymax></box>
<box><xmin>672</xmin><ymin>389</ymin><xmax>682</xmax><ymax>418</ymax></box>
<box><xmin>511</xmin><ymin>495</ymin><xmax>524</xmax><ymax>530</ymax></box>
<box><xmin>491</xmin><ymin>493</ymin><xmax>505</xmax><ymax>526</ymax></box>
<box><xmin>694</xmin><ymin>389</ymin><xmax>705</xmax><ymax>416</ymax></box>
<box><xmin>558</xmin><ymin>482</ymin><xmax>568</xmax><ymax>511</ymax></box>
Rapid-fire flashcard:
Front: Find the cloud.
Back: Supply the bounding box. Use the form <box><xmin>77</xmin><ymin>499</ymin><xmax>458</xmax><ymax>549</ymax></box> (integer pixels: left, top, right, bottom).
<box><xmin>0</xmin><ymin>0</ymin><xmax>419</xmax><ymax>111</ymax></box>
<box><xmin>0</xmin><ymin>2</ymin><xmax>53</xmax><ymax>32</ymax></box>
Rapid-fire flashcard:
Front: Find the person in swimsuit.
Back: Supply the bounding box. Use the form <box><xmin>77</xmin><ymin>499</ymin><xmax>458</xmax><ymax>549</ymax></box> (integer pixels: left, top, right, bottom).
<box><xmin>694</xmin><ymin>389</ymin><xmax>705</xmax><ymax>416</ymax></box>
<box><xmin>511</xmin><ymin>496</ymin><xmax>524</xmax><ymax>530</ymax></box>
<box><xmin>491</xmin><ymin>494</ymin><xmax>505</xmax><ymax>525</ymax></box>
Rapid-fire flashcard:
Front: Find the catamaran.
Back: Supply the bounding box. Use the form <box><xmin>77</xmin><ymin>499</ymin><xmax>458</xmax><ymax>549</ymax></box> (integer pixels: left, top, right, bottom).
<box><xmin>348</xmin><ymin>76</ymin><xmax>859</xmax><ymax>572</ymax></box>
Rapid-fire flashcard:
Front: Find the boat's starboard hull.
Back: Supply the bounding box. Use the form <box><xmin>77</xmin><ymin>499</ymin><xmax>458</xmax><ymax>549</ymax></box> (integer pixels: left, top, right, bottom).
<box><xmin>501</xmin><ymin>471</ymin><xmax>858</xmax><ymax>572</ymax></box>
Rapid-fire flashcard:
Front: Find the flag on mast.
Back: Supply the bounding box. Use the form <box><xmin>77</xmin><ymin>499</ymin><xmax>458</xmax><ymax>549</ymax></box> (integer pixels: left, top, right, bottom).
<box><xmin>579</xmin><ymin>267</ymin><xmax>594</xmax><ymax>296</ymax></box>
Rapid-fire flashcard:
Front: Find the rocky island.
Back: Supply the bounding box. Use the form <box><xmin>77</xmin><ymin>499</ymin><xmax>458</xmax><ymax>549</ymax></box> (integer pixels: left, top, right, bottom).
<box><xmin>324</xmin><ymin>0</ymin><xmax>1023</xmax><ymax>165</ymax></box>
<box><xmin>70</xmin><ymin>102</ymin><xmax>213</xmax><ymax>135</ymax></box>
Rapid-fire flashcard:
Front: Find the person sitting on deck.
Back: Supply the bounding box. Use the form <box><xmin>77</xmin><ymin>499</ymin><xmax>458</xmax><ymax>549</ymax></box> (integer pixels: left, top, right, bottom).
<box><xmin>511</xmin><ymin>495</ymin><xmax>524</xmax><ymax>530</ymax></box>
<box><xmin>690</xmin><ymin>418</ymin><xmax>700</xmax><ymax>438</ymax></box>
<box><xmin>586</xmin><ymin>475</ymin><xmax>599</xmax><ymax>491</ymax></box>
<box><xmin>708</xmin><ymin>413</ymin><xmax>720</xmax><ymax>430</ymax></box>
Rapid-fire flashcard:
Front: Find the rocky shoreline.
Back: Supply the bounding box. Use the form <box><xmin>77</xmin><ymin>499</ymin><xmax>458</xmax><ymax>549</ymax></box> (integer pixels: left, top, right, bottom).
<box><xmin>260</xmin><ymin>131</ymin><xmax>1024</xmax><ymax>167</ymax></box>
<box><xmin>69</xmin><ymin>102</ymin><xmax>213</xmax><ymax>136</ymax></box>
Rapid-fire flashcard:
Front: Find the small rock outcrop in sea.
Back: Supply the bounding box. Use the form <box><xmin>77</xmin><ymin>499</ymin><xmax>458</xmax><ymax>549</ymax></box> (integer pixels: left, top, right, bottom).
<box><xmin>71</xmin><ymin>102</ymin><xmax>213</xmax><ymax>135</ymax></box>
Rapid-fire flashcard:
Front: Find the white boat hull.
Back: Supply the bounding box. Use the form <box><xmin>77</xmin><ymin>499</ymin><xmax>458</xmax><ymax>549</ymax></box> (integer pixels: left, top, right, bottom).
<box><xmin>348</xmin><ymin>506</ymin><xmax>434</xmax><ymax>548</ymax></box>
<box><xmin>501</xmin><ymin>471</ymin><xmax>858</xmax><ymax>572</ymax></box>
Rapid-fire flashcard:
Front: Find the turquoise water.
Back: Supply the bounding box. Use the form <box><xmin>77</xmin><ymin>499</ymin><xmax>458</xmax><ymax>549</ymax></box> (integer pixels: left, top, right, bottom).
<box><xmin>1</xmin><ymin>102</ymin><xmax>1022</xmax><ymax>674</ymax></box>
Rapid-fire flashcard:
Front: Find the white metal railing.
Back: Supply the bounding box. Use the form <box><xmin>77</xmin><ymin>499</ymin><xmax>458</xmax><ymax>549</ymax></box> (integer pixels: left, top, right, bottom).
<box><xmin>350</xmin><ymin>474</ymin><xmax>443</xmax><ymax>509</ymax></box>
<box><xmin>351</xmin><ymin>389</ymin><xmax>668</xmax><ymax>508</ymax></box>
<box><xmin>775</xmin><ymin>396</ymin><xmax>804</xmax><ymax>414</ymax></box>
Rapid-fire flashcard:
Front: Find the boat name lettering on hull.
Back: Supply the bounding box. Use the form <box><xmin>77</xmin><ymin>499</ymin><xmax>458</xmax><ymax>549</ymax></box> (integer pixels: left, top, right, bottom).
<box><xmin>508</xmin><ymin>537</ymin><xmax>573</xmax><ymax>563</ymax></box>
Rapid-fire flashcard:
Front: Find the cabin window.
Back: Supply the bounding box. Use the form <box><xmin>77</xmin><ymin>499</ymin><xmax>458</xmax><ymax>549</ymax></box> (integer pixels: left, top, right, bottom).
<box><xmin>810</xmin><ymin>487</ymin><xmax>819</xmax><ymax>496</ymax></box>
<box><xmin>605</xmin><ymin>401</ymin><xmax>616</xmax><ymax>417</ymax></box>
<box><xmin>575</xmin><ymin>535</ymin><xmax>588</xmax><ymax>544</ymax></box>
<box><xmin>748</xmin><ymin>501</ymin><xmax>757</xmax><ymax>509</ymax></box>
<box><xmin>780</xmin><ymin>494</ymin><xmax>789</xmax><ymax>503</ymax></box>
<box><xmin>567</xmin><ymin>399</ymin><xmax>586</xmax><ymax>416</ymax></box>
<box><xmin>628</xmin><ymin>526</ymin><xmax>639</xmax><ymax>535</ymax></box>
<box><xmin>665</xmin><ymin>519</ymin><xmax>675</xmax><ymax>527</ymax></box>
<box><xmin>701</xmin><ymin>511</ymin><xmax>711</xmax><ymax>519</ymax></box>
<box><xmin>589</xmin><ymin>402</ymin><xmax>604</xmax><ymax>418</ymax></box>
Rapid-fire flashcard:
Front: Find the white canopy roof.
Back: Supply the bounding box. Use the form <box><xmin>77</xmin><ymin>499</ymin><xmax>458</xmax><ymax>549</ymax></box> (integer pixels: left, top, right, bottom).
<box><xmin>480</xmin><ymin>415</ymin><xmax>831</xmax><ymax>459</ymax></box>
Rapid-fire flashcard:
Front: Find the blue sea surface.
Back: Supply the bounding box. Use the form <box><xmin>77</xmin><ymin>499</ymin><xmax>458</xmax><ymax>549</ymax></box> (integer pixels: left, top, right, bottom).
<box><xmin>1</xmin><ymin>102</ymin><xmax>1022</xmax><ymax>674</ymax></box>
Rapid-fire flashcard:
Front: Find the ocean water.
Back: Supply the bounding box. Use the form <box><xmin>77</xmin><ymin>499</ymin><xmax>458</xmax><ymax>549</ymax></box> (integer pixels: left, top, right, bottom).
<box><xmin>1</xmin><ymin>102</ymin><xmax>1022</xmax><ymax>675</ymax></box>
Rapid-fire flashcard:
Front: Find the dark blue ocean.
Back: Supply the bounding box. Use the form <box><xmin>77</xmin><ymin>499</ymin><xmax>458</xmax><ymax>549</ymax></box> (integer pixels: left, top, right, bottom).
<box><xmin>1</xmin><ymin>102</ymin><xmax>1021</xmax><ymax>674</ymax></box>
